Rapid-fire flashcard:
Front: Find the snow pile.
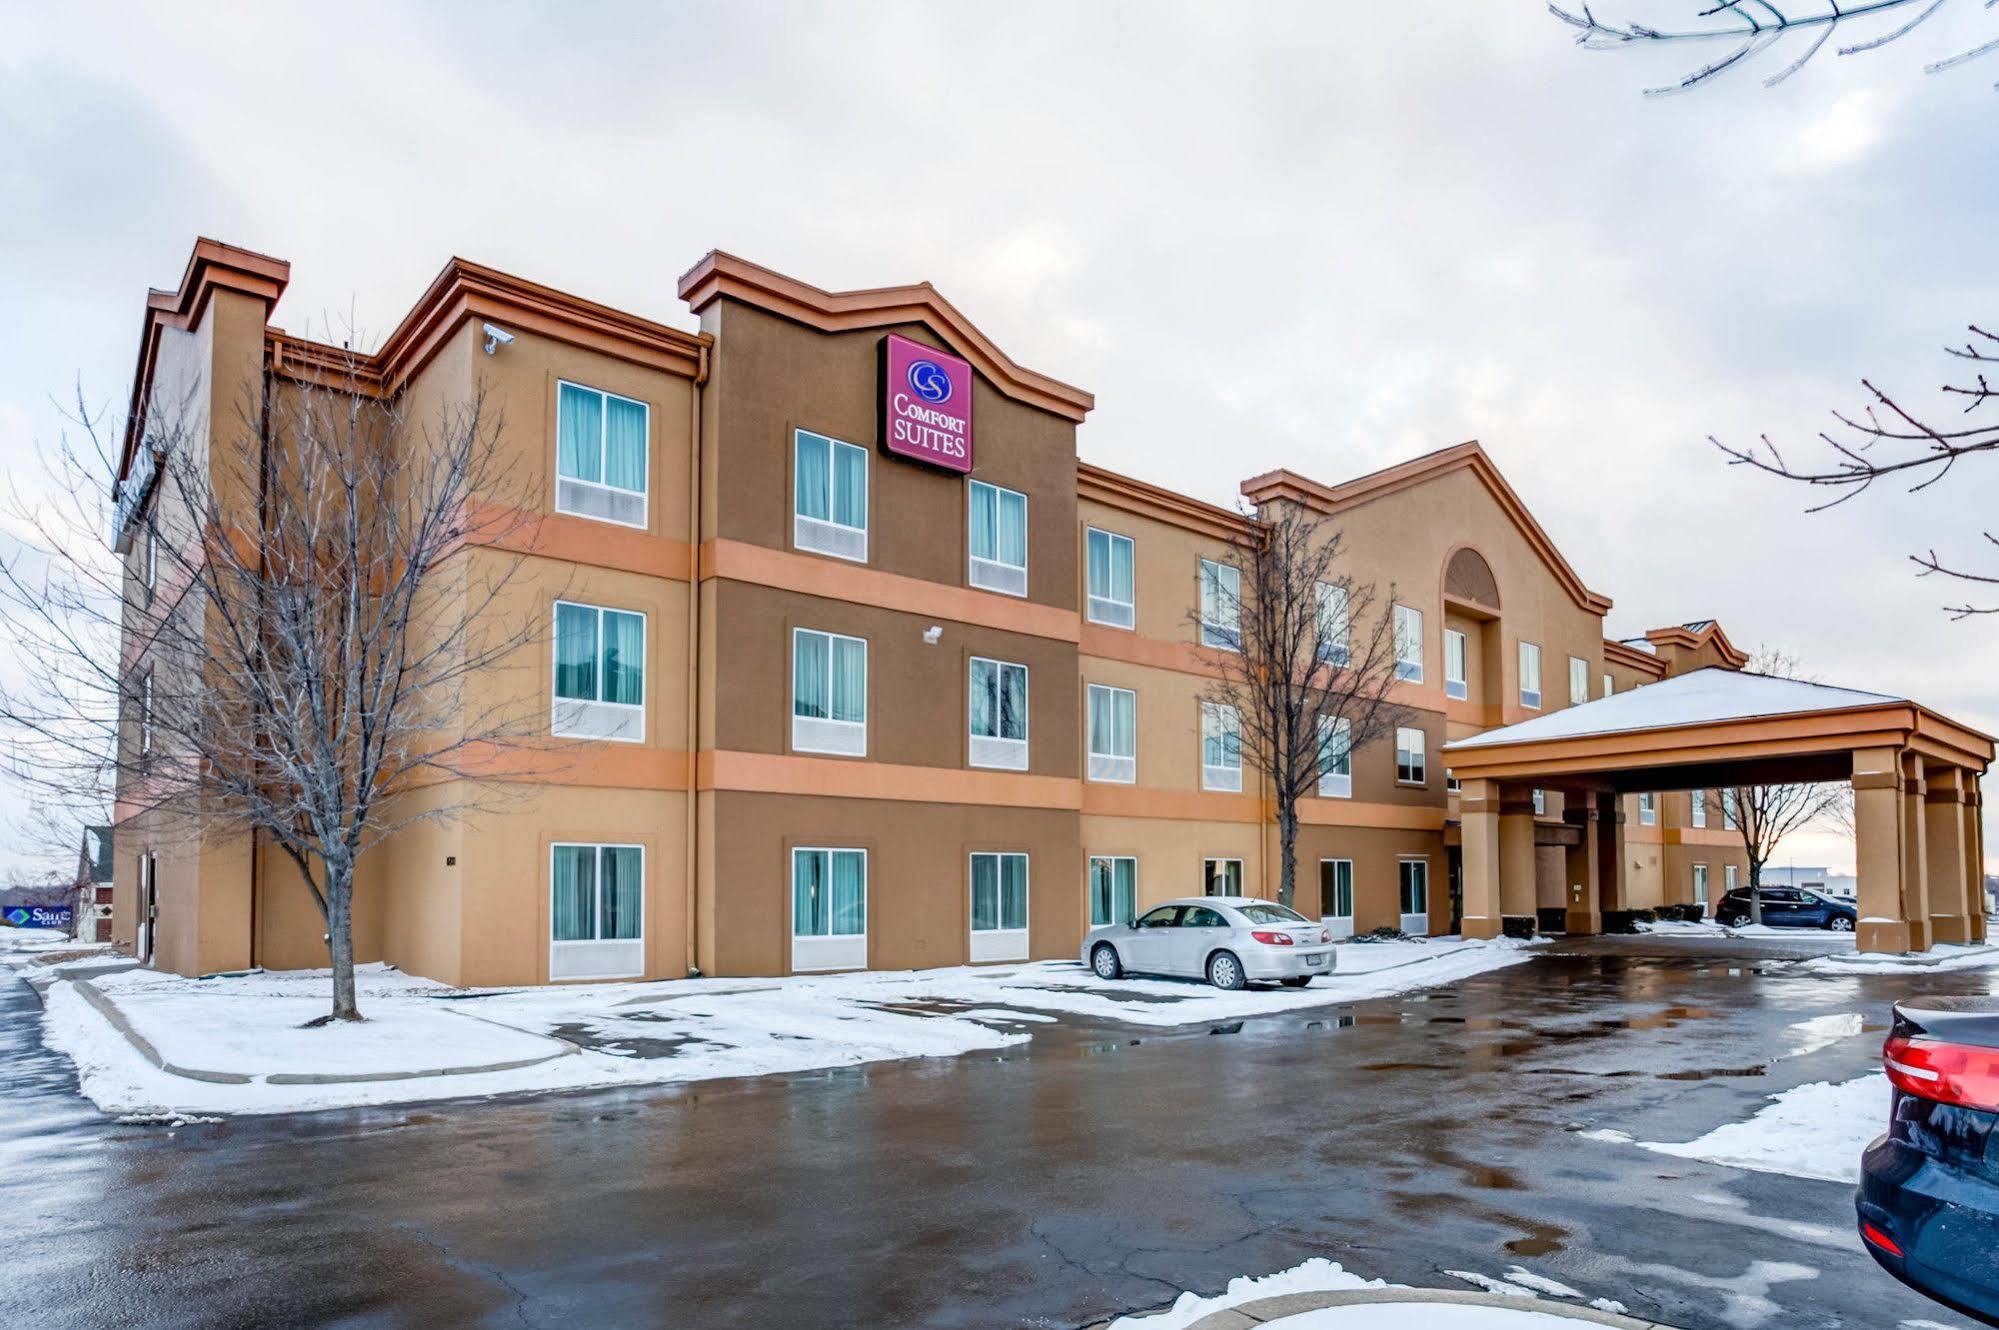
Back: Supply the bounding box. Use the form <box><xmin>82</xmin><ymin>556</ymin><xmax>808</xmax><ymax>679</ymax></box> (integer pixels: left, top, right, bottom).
<box><xmin>1098</xmin><ymin>1258</ymin><xmax>1384</xmax><ymax>1329</ymax></box>
<box><xmin>1262</xmin><ymin>1307</ymin><xmax>1610</xmax><ymax>1327</ymax></box>
<box><xmin>1583</xmin><ymin>1074</ymin><xmax>1887</xmax><ymax>1184</ymax></box>
<box><xmin>1795</xmin><ymin>944</ymin><xmax>1999</xmax><ymax>975</ymax></box>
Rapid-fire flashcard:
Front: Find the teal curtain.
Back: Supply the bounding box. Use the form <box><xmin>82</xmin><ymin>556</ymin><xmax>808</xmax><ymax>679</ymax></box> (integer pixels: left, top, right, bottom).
<box><xmin>1204</xmin><ymin>705</ymin><xmax>1237</xmax><ymax>769</ymax></box>
<box><xmin>829</xmin><ymin>850</ymin><xmax>865</xmax><ymax>936</ymax></box>
<box><xmin>557</xmin><ymin>384</ymin><xmax>603</xmax><ymax>484</ymax></box>
<box><xmin>793</xmin><ymin>848</ymin><xmax>825</xmax><ymax>936</ymax></box>
<box><xmin>604</xmin><ymin>396</ymin><xmax>647</xmax><ymax>492</ymax></box>
<box><xmin>1089</xmin><ymin>688</ymin><xmax>1111</xmax><ymax>756</ymax></box>
<box><xmin>969</xmin><ymin>481</ymin><xmax>997</xmax><ymax>561</ymax></box>
<box><xmin>793</xmin><ymin>631</ymin><xmax>829</xmax><ymax>719</ymax></box>
<box><xmin>1113</xmin><ymin>689</ymin><xmax>1135</xmax><ymax>757</ymax></box>
<box><xmin>999</xmin><ymin>664</ymin><xmax>1026</xmax><ymax>741</ymax></box>
<box><xmin>1090</xmin><ymin>858</ymin><xmax>1111</xmax><ymax>925</ymax></box>
<box><xmin>971</xmin><ymin>855</ymin><xmax>998</xmax><ymax>931</ymax></box>
<box><xmin>970</xmin><ymin>659</ymin><xmax>996</xmax><ymax>739</ymax></box>
<box><xmin>996</xmin><ymin>489</ymin><xmax>1027</xmax><ymax>568</ymax></box>
<box><xmin>552</xmin><ymin>846</ymin><xmax>595</xmax><ymax>941</ymax></box>
<box><xmin>1114</xmin><ymin>858</ymin><xmax>1134</xmax><ymax>924</ymax></box>
<box><xmin>1110</xmin><ymin>533</ymin><xmax>1133</xmax><ymax>603</ymax></box>
<box><xmin>829</xmin><ymin>636</ymin><xmax>865</xmax><ymax>725</ymax></box>
<box><xmin>600</xmin><ymin>846</ymin><xmax>642</xmax><ymax>939</ymax></box>
<box><xmin>1319</xmin><ymin>718</ymin><xmax>1351</xmax><ymax>777</ymax></box>
<box><xmin>555</xmin><ymin>603</ymin><xmax>599</xmax><ymax>701</ymax></box>
<box><xmin>1001</xmin><ymin>854</ymin><xmax>1027</xmax><ymax>930</ymax></box>
<box><xmin>832</xmin><ymin>440</ymin><xmax>866</xmax><ymax>529</ymax></box>
<box><xmin>1087</xmin><ymin>529</ymin><xmax>1111</xmax><ymax>601</ymax></box>
<box><xmin>795</xmin><ymin>431</ymin><xmax>830</xmax><ymax>522</ymax></box>
<box><xmin>602</xmin><ymin>610</ymin><xmax>643</xmax><ymax>705</ymax></box>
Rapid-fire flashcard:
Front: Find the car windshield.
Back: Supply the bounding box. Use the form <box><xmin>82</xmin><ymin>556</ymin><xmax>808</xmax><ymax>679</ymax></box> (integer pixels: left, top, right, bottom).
<box><xmin>1235</xmin><ymin>903</ymin><xmax>1307</xmax><ymax>924</ymax></box>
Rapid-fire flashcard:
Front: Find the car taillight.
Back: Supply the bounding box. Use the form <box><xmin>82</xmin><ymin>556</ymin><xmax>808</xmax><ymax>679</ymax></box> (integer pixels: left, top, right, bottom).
<box><xmin>1250</xmin><ymin>930</ymin><xmax>1294</xmax><ymax>946</ymax></box>
<box><xmin>1861</xmin><ymin>1222</ymin><xmax>1904</xmax><ymax>1257</ymax></box>
<box><xmin>1884</xmin><ymin>1034</ymin><xmax>1999</xmax><ymax>1111</ymax></box>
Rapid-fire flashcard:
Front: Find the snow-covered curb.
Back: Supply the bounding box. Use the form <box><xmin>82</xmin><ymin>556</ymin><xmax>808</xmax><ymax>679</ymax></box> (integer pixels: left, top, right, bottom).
<box><xmin>1794</xmin><ymin>942</ymin><xmax>1999</xmax><ymax>975</ymax></box>
<box><xmin>22</xmin><ymin>937</ymin><xmax>1541</xmax><ymax>1117</ymax></box>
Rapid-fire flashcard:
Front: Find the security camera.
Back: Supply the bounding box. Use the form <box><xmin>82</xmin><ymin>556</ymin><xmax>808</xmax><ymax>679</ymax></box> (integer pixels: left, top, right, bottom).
<box><xmin>922</xmin><ymin>625</ymin><xmax>943</xmax><ymax>645</ymax></box>
<box><xmin>482</xmin><ymin>322</ymin><xmax>515</xmax><ymax>354</ymax></box>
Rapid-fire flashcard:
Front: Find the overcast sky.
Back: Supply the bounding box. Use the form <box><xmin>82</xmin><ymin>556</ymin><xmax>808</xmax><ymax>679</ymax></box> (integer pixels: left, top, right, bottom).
<box><xmin>4</xmin><ymin>2</ymin><xmax>1997</xmax><ymax>877</ymax></box>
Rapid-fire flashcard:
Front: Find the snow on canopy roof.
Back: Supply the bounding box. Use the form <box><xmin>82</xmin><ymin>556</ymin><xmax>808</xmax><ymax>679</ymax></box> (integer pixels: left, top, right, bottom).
<box><xmin>1444</xmin><ymin>667</ymin><xmax>1905</xmax><ymax>750</ymax></box>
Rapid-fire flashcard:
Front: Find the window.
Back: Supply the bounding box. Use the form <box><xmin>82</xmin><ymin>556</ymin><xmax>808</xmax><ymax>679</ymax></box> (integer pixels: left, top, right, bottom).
<box><xmin>1399</xmin><ymin>860</ymin><xmax>1429</xmax><ymax>932</ymax></box>
<box><xmin>792</xmin><ymin>848</ymin><xmax>867</xmax><ymax>972</ymax></box>
<box><xmin>792</xmin><ymin>628</ymin><xmax>867</xmax><ymax>756</ymax></box>
<box><xmin>553</xmin><ymin>601</ymin><xmax>645</xmax><ymax>742</ymax></box>
<box><xmin>1569</xmin><ymin>656</ymin><xmax>1588</xmax><ymax>706</ymax></box>
<box><xmin>1090</xmin><ymin>856</ymin><xmax>1137</xmax><ymax>927</ymax></box>
<box><xmin>1518</xmin><ymin>641</ymin><xmax>1542</xmax><ymax>710</ymax></box>
<box><xmin>793</xmin><ymin>429</ymin><xmax>867</xmax><ymax>562</ymax></box>
<box><xmin>549</xmin><ymin>843</ymin><xmax>643</xmax><ymax>980</ymax></box>
<box><xmin>1690</xmin><ymin>788</ymin><xmax>1707</xmax><ymax>829</ymax></box>
<box><xmin>1321</xmin><ymin>860</ymin><xmax>1354</xmax><ymax>934</ymax></box>
<box><xmin>1446</xmin><ymin>769</ymin><xmax>1460</xmax><ymax>793</ymax></box>
<box><xmin>1204</xmin><ymin>858</ymin><xmax>1244</xmax><ymax>897</ymax></box>
<box><xmin>1603</xmin><ymin>673</ymin><xmax>1613</xmax><ymax>698</ymax></box>
<box><xmin>1725</xmin><ymin>863</ymin><xmax>1739</xmax><ymax>893</ymax></box>
<box><xmin>1393</xmin><ymin>605</ymin><xmax>1423</xmax><ymax>681</ymax></box>
<box><xmin>1396</xmin><ymin>726</ymin><xmax>1426</xmax><ymax>785</ymax></box>
<box><xmin>143</xmin><ymin>517</ymin><xmax>158</xmax><ymax>606</ymax></box>
<box><xmin>1444</xmin><ymin>628</ymin><xmax>1468</xmax><ymax>701</ymax></box>
<box><xmin>555</xmin><ymin>381</ymin><xmax>648</xmax><ymax>527</ymax></box>
<box><xmin>1693</xmin><ymin>863</ymin><xmax>1709</xmax><ymax>905</ymax></box>
<box><xmin>1086</xmin><ymin>527</ymin><xmax>1135</xmax><ymax>629</ymax></box>
<box><xmin>1199</xmin><ymin>559</ymin><xmax>1241</xmax><ymax>651</ymax></box>
<box><xmin>968</xmin><ymin>657</ymin><xmax>1028</xmax><ymax>770</ymax></box>
<box><xmin>1086</xmin><ymin>684</ymin><xmax>1137</xmax><ymax>783</ymax></box>
<box><xmin>1317</xmin><ymin>715</ymin><xmax>1352</xmax><ymax>799</ymax></box>
<box><xmin>1638</xmin><ymin>792</ymin><xmax>1656</xmax><ymax>826</ymax></box>
<box><xmin>139</xmin><ymin>670</ymin><xmax>153</xmax><ymax>758</ymax></box>
<box><xmin>1722</xmin><ymin>788</ymin><xmax>1740</xmax><ymax>830</ymax></box>
<box><xmin>1532</xmin><ymin>788</ymin><xmax>1546</xmax><ymax>816</ymax></box>
<box><xmin>970</xmin><ymin>852</ymin><xmax>1029</xmax><ymax>961</ymax></box>
<box><xmin>1316</xmin><ymin>583</ymin><xmax>1350</xmax><ymax>667</ymax></box>
<box><xmin>968</xmin><ymin>479</ymin><xmax>1028</xmax><ymax>596</ymax></box>
<box><xmin>1201</xmin><ymin>701</ymin><xmax>1242</xmax><ymax>792</ymax></box>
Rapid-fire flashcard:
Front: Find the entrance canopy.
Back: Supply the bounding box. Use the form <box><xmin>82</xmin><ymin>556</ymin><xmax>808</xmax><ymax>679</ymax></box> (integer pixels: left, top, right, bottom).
<box><xmin>1443</xmin><ymin>668</ymin><xmax>1993</xmax><ymax>955</ymax></box>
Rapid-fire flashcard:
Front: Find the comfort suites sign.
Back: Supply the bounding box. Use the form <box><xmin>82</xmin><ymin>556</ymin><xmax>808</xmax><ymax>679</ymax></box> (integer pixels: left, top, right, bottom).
<box><xmin>878</xmin><ymin>333</ymin><xmax>973</xmax><ymax>474</ymax></box>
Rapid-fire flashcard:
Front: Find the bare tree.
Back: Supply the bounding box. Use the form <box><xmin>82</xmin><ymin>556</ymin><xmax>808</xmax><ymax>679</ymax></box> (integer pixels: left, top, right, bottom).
<box><xmin>1715</xmin><ymin>326</ymin><xmax>1999</xmax><ymax>617</ymax></box>
<box><xmin>1727</xmin><ymin>647</ymin><xmax>1853</xmax><ymax>924</ymax></box>
<box><xmin>0</xmin><ymin>357</ymin><xmax>549</xmax><ymax>1022</ymax></box>
<box><xmin>1191</xmin><ymin>504</ymin><xmax>1408</xmax><ymax>911</ymax></box>
<box><xmin>1551</xmin><ymin>0</ymin><xmax>1999</xmax><ymax>95</ymax></box>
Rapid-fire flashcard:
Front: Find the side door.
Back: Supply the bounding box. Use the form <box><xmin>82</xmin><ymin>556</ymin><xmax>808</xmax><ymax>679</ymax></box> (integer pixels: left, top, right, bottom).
<box><xmin>1121</xmin><ymin>905</ymin><xmax>1182</xmax><ymax>975</ymax></box>
<box><xmin>1173</xmin><ymin>906</ymin><xmax>1231</xmax><ymax>977</ymax></box>
<box><xmin>1759</xmin><ymin>888</ymin><xmax>1799</xmax><ymax>925</ymax></box>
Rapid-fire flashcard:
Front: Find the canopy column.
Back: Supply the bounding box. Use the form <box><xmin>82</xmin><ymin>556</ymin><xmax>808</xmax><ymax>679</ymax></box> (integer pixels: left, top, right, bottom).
<box><xmin>1595</xmin><ymin>791</ymin><xmax>1626</xmax><ymax>919</ymax></box>
<box><xmin>1499</xmin><ymin>789</ymin><xmax>1538</xmax><ymax>937</ymax></box>
<box><xmin>1926</xmin><ymin>765</ymin><xmax>1976</xmax><ymax>944</ymax></box>
<box><xmin>1854</xmin><ymin>747</ymin><xmax>1913</xmax><ymax>953</ymax></box>
<box><xmin>1902</xmin><ymin>752</ymin><xmax>1933</xmax><ymax>951</ymax></box>
<box><xmin>1972</xmin><ymin>779</ymin><xmax>1989</xmax><ymax>943</ymax></box>
<box><xmin>1460</xmin><ymin>778</ymin><xmax>1502</xmax><ymax>940</ymax></box>
<box><xmin>1562</xmin><ymin>798</ymin><xmax>1602</xmax><ymax>936</ymax></box>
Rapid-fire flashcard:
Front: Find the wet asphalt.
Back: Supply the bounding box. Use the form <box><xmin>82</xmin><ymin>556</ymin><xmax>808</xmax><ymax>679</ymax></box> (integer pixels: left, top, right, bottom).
<box><xmin>3</xmin><ymin>935</ymin><xmax>1994</xmax><ymax>1330</ymax></box>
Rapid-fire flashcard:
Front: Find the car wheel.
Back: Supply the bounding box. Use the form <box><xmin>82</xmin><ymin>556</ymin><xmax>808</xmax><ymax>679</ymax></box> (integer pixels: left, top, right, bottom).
<box><xmin>1279</xmin><ymin>976</ymin><xmax>1311</xmax><ymax>988</ymax></box>
<box><xmin>1718</xmin><ymin>914</ymin><xmax>1746</xmax><ymax>928</ymax></box>
<box><xmin>1207</xmin><ymin>951</ymin><xmax>1246</xmax><ymax>991</ymax></box>
<box><xmin>1828</xmin><ymin>915</ymin><xmax>1855</xmax><ymax>933</ymax></box>
<box><xmin>1090</xmin><ymin>943</ymin><xmax>1123</xmax><ymax>980</ymax></box>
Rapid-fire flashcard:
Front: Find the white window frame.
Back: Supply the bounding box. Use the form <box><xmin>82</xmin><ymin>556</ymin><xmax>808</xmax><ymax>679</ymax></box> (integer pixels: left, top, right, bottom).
<box><xmin>792</xmin><ymin>846</ymin><xmax>868</xmax><ymax>972</ymax></box>
<box><xmin>548</xmin><ymin>842</ymin><xmax>646</xmax><ymax>981</ymax></box>
<box><xmin>1396</xmin><ymin>725</ymin><xmax>1426</xmax><ymax>786</ymax></box>
<box><xmin>139</xmin><ymin>669</ymin><xmax>154</xmax><ymax>758</ymax></box>
<box><xmin>1693</xmin><ymin>862</ymin><xmax>1710</xmax><ymax>906</ymax></box>
<box><xmin>1204</xmin><ymin>857</ymin><xmax>1244</xmax><ymax>897</ymax></box>
<box><xmin>791</xmin><ymin>627</ymin><xmax>868</xmax><ymax>757</ymax></box>
<box><xmin>1443</xmin><ymin>627</ymin><xmax>1468</xmax><ymax>701</ymax></box>
<box><xmin>143</xmin><ymin>516</ymin><xmax>158</xmax><ymax>605</ymax></box>
<box><xmin>1398</xmin><ymin>858</ymin><xmax>1430</xmax><ymax>935</ymax></box>
<box><xmin>1316</xmin><ymin>582</ymin><xmax>1350</xmax><ymax>667</ymax></box>
<box><xmin>1722</xmin><ymin>788</ymin><xmax>1740</xmax><ymax>830</ymax></box>
<box><xmin>1199</xmin><ymin>559</ymin><xmax>1241</xmax><ymax>651</ymax></box>
<box><xmin>967</xmin><ymin>478</ymin><xmax>1028</xmax><ymax>597</ymax></box>
<box><xmin>792</xmin><ymin>428</ymin><xmax>868</xmax><ymax>563</ymax></box>
<box><xmin>1532</xmin><ymin>788</ymin><xmax>1546</xmax><ymax>816</ymax></box>
<box><xmin>1569</xmin><ymin>656</ymin><xmax>1588</xmax><ymax>707</ymax></box>
<box><xmin>1393</xmin><ymin>604</ymin><xmax>1423</xmax><ymax>682</ymax></box>
<box><xmin>1085</xmin><ymin>526</ymin><xmax>1135</xmax><ymax>629</ymax></box>
<box><xmin>1317</xmin><ymin>715</ymin><xmax>1352</xmax><ymax>799</ymax></box>
<box><xmin>1726</xmin><ymin>863</ymin><xmax>1739</xmax><ymax>893</ymax></box>
<box><xmin>1603</xmin><ymin>673</ymin><xmax>1614</xmax><ymax>698</ymax></box>
<box><xmin>1518</xmin><ymin>640</ymin><xmax>1542</xmax><ymax>710</ymax></box>
<box><xmin>1086</xmin><ymin>683</ymin><xmax>1137</xmax><ymax>784</ymax></box>
<box><xmin>1321</xmin><ymin>858</ymin><xmax>1355</xmax><ymax>939</ymax></box>
<box><xmin>1638</xmin><ymin>792</ymin><xmax>1656</xmax><ymax>826</ymax></box>
<box><xmin>551</xmin><ymin>600</ymin><xmax>647</xmax><ymax>744</ymax></box>
<box><xmin>968</xmin><ymin>655</ymin><xmax>1029</xmax><ymax>771</ymax></box>
<box><xmin>1201</xmin><ymin>701</ymin><xmax>1243</xmax><ymax>792</ymax></box>
<box><xmin>1690</xmin><ymin>788</ymin><xmax>1707</xmax><ymax>829</ymax></box>
<box><xmin>1089</xmin><ymin>855</ymin><xmax>1138</xmax><ymax>928</ymax></box>
<box><xmin>969</xmin><ymin>851</ymin><xmax>1030</xmax><ymax>962</ymax></box>
<box><xmin>554</xmin><ymin>380</ymin><xmax>649</xmax><ymax>529</ymax></box>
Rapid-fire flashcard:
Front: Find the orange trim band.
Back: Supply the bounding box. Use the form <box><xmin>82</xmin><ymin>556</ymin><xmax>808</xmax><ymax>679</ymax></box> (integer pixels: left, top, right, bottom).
<box><xmin>701</xmin><ymin>750</ymin><xmax>1082</xmax><ymax>809</ymax></box>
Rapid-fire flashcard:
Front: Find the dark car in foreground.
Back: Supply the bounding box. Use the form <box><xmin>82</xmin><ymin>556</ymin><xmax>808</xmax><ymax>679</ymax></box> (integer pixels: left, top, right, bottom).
<box><xmin>1714</xmin><ymin>885</ymin><xmax>1856</xmax><ymax>931</ymax></box>
<box><xmin>1858</xmin><ymin>996</ymin><xmax>1999</xmax><ymax>1326</ymax></box>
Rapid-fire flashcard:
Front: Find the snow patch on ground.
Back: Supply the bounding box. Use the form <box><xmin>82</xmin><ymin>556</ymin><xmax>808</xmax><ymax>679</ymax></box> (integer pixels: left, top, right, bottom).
<box><xmin>1783</xmin><ymin>1012</ymin><xmax>1864</xmax><ymax>1059</ymax></box>
<box><xmin>1259</xmin><ymin>1308</ymin><xmax>1606</xmax><ymax>1328</ymax></box>
<box><xmin>0</xmin><ymin>925</ymin><xmax>120</xmax><ymax>982</ymax></box>
<box><xmin>1586</xmin><ymin>1074</ymin><xmax>1886</xmax><ymax>1184</ymax></box>
<box><xmin>1796</xmin><ymin>944</ymin><xmax>1999</xmax><ymax>975</ymax></box>
<box><xmin>1098</xmin><ymin>1257</ymin><xmax>1384</xmax><ymax>1329</ymax></box>
<box><xmin>1446</xmin><ymin>1271</ymin><xmax>1537</xmax><ymax>1298</ymax></box>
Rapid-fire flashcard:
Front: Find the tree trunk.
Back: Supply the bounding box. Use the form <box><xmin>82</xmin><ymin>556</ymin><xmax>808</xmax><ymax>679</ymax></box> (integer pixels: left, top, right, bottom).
<box><xmin>1276</xmin><ymin>797</ymin><xmax>1299</xmax><ymax>909</ymax></box>
<box><xmin>1747</xmin><ymin>856</ymin><xmax>1763</xmax><ymax>927</ymax></box>
<box><xmin>326</xmin><ymin>858</ymin><xmax>361</xmax><ymax>1022</ymax></box>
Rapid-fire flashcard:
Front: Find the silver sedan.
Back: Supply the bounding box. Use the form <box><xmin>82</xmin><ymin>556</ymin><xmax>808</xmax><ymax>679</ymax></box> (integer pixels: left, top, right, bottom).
<box><xmin>1080</xmin><ymin>896</ymin><xmax>1336</xmax><ymax>990</ymax></box>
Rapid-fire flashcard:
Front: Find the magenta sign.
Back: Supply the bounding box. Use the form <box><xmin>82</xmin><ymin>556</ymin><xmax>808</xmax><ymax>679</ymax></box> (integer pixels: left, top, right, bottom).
<box><xmin>878</xmin><ymin>333</ymin><xmax>973</xmax><ymax>473</ymax></box>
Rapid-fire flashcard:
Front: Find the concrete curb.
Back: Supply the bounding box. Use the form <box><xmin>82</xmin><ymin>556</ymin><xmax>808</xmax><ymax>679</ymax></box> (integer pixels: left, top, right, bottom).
<box><xmin>67</xmin><ymin>976</ymin><xmax>580</xmax><ymax>1087</ymax></box>
<box><xmin>1179</xmin><ymin>1286</ymin><xmax>1683</xmax><ymax>1329</ymax></box>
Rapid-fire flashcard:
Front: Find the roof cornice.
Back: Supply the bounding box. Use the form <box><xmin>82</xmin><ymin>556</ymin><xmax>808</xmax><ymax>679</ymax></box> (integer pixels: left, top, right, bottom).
<box><xmin>1241</xmin><ymin>442</ymin><xmax>1614</xmax><ymax>617</ymax></box>
<box><xmin>675</xmin><ymin>250</ymin><xmax>1095</xmax><ymax>423</ymax></box>
<box><xmin>1644</xmin><ymin>621</ymin><xmax>1750</xmax><ymax>670</ymax></box>
<box><xmin>1603</xmin><ymin>638</ymin><xmax>1668</xmax><ymax>677</ymax></box>
<box><xmin>1077</xmin><ymin>461</ymin><xmax>1256</xmax><ymax>545</ymax></box>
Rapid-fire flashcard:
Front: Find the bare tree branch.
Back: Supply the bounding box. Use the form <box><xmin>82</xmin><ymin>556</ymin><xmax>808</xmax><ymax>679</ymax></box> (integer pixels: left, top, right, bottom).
<box><xmin>1726</xmin><ymin>647</ymin><xmax>1853</xmax><ymax>922</ymax></box>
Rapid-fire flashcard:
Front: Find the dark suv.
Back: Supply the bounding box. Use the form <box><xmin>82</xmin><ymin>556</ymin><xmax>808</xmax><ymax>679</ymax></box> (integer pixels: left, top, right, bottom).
<box><xmin>1858</xmin><ymin>996</ymin><xmax>1999</xmax><ymax>1325</ymax></box>
<box><xmin>1714</xmin><ymin>885</ymin><xmax>1856</xmax><ymax>931</ymax></box>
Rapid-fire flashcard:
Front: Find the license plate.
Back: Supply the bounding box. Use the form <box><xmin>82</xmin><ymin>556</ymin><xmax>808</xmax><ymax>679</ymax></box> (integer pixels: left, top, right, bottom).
<box><xmin>1304</xmin><ymin>953</ymin><xmax>1326</xmax><ymax>967</ymax></box>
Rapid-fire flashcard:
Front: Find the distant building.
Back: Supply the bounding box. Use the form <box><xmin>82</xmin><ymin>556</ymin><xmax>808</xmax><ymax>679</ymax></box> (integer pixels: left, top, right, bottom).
<box><xmin>1759</xmin><ymin>865</ymin><xmax>1856</xmax><ymax>900</ymax></box>
<box><xmin>75</xmin><ymin>826</ymin><xmax>114</xmax><ymax>943</ymax></box>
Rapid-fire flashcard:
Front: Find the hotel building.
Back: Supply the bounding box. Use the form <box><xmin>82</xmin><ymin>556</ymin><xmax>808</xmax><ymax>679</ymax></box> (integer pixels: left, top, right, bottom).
<box><xmin>112</xmin><ymin>239</ymin><xmax>1758</xmax><ymax>985</ymax></box>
